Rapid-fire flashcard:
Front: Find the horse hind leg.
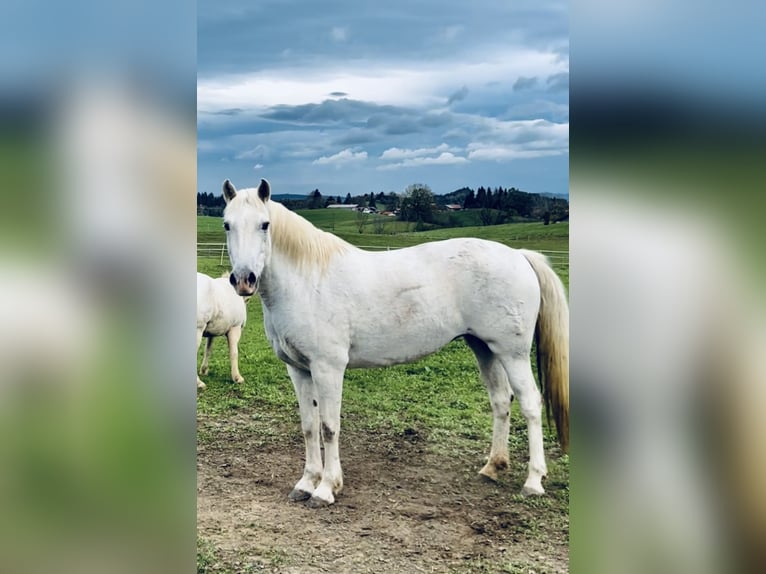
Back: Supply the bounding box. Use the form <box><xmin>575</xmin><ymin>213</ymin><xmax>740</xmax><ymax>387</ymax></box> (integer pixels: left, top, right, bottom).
<box><xmin>465</xmin><ymin>335</ymin><xmax>513</xmax><ymax>482</ymax></box>
<box><xmin>498</xmin><ymin>354</ymin><xmax>547</xmax><ymax>496</ymax></box>
<box><xmin>200</xmin><ymin>336</ymin><xmax>213</xmax><ymax>376</ymax></box>
<box><xmin>196</xmin><ymin>328</ymin><xmax>206</xmax><ymax>389</ymax></box>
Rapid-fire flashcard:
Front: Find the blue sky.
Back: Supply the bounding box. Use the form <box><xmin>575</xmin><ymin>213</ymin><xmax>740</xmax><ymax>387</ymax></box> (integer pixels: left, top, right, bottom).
<box><xmin>197</xmin><ymin>1</ymin><xmax>568</xmax><ymax>198</ymax></box>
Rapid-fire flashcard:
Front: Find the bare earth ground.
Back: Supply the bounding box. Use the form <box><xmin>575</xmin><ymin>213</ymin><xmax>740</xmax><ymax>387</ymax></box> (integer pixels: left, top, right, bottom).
<box><xmin>197</xmin><ymin>411</ymin><xmax>569</xmax><ymax>574</ymax></box>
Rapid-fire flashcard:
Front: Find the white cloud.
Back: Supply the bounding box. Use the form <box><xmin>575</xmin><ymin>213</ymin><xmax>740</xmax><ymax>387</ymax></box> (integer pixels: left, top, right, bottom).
<box><xmin>466</xmin><ymin>147</ymin><xmax>565</xmax><ymax>161</ymax></box>
<box><xmin>253</xmin><ymin>163</ymin><xmax>263</xmax><ymax>169</ymax></box>
<box><xmin>197</xmin><ymin>48</ymin><xmax>567</xmax><ymax>111</ymax></box>
<box><xmin>504</xmin><ymin>99</ymin><xmax>569</xmax><ymax>120</ymax></box>
<box><xmin>312</xmin><ymin>148</ymin><xmax>368</xmax><ymax>166</ymax></box>
<box><xmin>380</xmin><ymin>143</ymin><xmax>453</xmax><ymax>160</ymax></box>
<box><xmin>463</xmin><ymin>118</ymin><xmax>569</xmax><ymax>161</ymax></box>
<box><xmin>378</xmin><ymin>152</ymin><xmax>468</xmax><ymax>170</ymax></box>
<box><xmin>235</xmin><ymin>144</ymin><xmax>270</xmax><ymax>160</ymax></box>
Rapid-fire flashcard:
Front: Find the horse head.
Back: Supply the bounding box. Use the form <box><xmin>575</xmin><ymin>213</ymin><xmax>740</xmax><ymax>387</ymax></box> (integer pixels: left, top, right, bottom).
<box><xmin>222</xmin><ymin>178</ymin><xmax>272</xmax><ymax>296</ymax></box>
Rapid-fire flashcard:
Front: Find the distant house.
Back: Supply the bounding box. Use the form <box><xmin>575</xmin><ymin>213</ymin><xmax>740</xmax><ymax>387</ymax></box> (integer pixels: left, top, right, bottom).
<box><xmin>445</xmin><ymin>204</ymin><xmax>463</xmax><ymax>211</ymax></box>
<box><xmin>327</xmin><ymin>204</ymin><xmax>358</xmax><ymax>209</ymax></box>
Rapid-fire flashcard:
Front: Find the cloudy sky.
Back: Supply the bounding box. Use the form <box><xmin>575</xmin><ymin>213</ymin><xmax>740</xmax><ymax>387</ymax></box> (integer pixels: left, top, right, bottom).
<box><xmin>198</xmin><ymin>1</ymin><xmax>568</xmax><ymax>199</ymax></box>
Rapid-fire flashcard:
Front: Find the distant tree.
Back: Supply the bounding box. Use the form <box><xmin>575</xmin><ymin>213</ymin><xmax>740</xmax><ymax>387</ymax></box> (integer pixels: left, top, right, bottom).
<box><xmin>492</xmin><ymin>187</ymin><xmax>505</xmax><ymax>209</ymax></box>
<box><xmin>550</xmin><ymin>199</ymin><xmax>569</xmax><ymax>222</ymax></box>
<box><xmin>463</xmin><ymin>189</ymin><xmax>476</xmax><ymax>209</ymax></box>
<box><xmin>506</xmin><ymin>189</ymin><xmax>533</xmax><ymax>218</ymax></box>
<box><xmin>344</xmin><ymin>193</ymin><xmax>352</xmax><ymax>205</ymax></box>
<box><xmin>475</xmin><ymin>187</ymin><xmax>487</xmax><ymax>208</ymax></box>
<box><xmin>355</xmin><ymin>208</ymin><xmax>368</xmax><ymax>233</ymax></box>
<box><xmin>369</xmin><ymin>193</ymin><xmax>376</xmax><ymax>208</ymax></box>
<box><xmin>373</xmin><ymin>214</ymin><xmax>387</xmax><ymax>234</ymax></box>
<box><xmin>307</xmin><ymin>189</ymin><xmax>323</xmax><ymax>209</ymax></box>
<box><xmin>385</xmin><ymin>192</ymin><xmax>400</xmax><ymax>210</ymax></box>
<box><xmin>399</xmin><ymin>183</ymin><xmax>434</xmax><ymax>224</ymax></box>
<box><xmin>479</xmin><ymin>208</ymin><xmax>495</xmax><ymax>226</ymax></box>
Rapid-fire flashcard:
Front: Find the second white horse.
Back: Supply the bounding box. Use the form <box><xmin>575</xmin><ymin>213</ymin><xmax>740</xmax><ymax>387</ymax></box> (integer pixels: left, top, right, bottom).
<box><xmin>197</xmin><ymin>272</ymin><xmax>248</xmax><ymax>389</ymax></box>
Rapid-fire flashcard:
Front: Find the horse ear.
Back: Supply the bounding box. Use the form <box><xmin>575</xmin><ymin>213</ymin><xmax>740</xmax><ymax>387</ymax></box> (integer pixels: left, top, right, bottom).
<box><xmin>257</xmin><ymin>179</ymin><xmax>271</xmax><ymax>203</ymax></box>
<box><xmin>222</xmin><ymin>179</ymin><xmax>237</xmax><ymax>203</ymax></box>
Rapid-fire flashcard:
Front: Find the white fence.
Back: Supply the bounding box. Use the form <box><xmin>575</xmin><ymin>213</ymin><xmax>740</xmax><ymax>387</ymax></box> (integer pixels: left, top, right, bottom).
<box><xmin>197</xmin><ymin>243</ymin><xmax>229</xmax><ymax>265</ymax></box>
<box><xmin>198</xmin><ymin>243</ymin><xmax>568</xmax><ymax>268</ymax></box>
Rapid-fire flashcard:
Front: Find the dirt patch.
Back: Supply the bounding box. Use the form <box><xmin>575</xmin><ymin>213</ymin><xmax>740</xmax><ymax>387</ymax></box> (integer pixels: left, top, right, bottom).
<box><xmin>198</xmin><ymin>412</ymin><xmax>568</xmax><ymax>573</ymax></box>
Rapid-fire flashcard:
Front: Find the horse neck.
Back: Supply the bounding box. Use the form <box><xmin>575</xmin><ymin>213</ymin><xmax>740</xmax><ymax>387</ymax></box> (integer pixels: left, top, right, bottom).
<box><xmin>266</xmin><ymin>202</ymin><xmax>352</xmax><ymax>275</ymax></box>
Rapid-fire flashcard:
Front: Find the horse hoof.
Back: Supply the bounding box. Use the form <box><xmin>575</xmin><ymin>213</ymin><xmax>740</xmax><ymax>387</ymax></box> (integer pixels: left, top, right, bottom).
<box><xmin>307</xmin><ymin>496</ymin><xmax>332</xmax><ymax>509</ymax></box>
<box><xmin>197</xmin><ymin>381</ymin><xmax>206</xmax><ymax>390</ymax></box>
<box><xmin>288</xmin><ymin>489</ymin><xmax>311</xmax><ymax>502</ymax></box>
<box><xmin>478</xmin><ymin>467</ymin><xmax>499</xmax><ymax>483</ymax></box>
<box><xmin>233</xmin><ymin>376</ymin><xmax>245</xmax><ymax>384</ymax></box>
<box><xmin>521</xmin><ymin>485</ymin><xmax>545</xmax><ymax>497</ymax></box>
<box><xmin>200</xmin><ymin>367</ymin><xmax>209</xmax><ymax>376</ymax></box>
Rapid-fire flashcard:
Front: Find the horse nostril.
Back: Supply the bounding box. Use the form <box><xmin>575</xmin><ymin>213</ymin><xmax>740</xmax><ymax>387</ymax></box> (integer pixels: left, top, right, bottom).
<box><xmin>229</xmin><ymin>273</ymin><xmax>236</xmax><ymax>286</ymax></box>
<box><xmin>247</xmin><ymin>272</ymin><xmax>256</xmax><ymax>286</ymax></box>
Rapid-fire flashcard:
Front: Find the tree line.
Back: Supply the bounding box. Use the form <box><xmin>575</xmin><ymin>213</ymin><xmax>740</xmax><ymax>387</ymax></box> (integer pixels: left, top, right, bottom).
<box><xmin>197</xmin><ymin>184</ymin><xmax>568</xmax><ymax>226</ymax></box>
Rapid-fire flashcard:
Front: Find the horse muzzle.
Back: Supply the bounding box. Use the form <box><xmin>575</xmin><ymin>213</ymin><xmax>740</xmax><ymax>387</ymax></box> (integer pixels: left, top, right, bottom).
<box><xmin>229</xmin><ymin>271</ymin><xmax>258</xmax><ymax>297</ymax></box>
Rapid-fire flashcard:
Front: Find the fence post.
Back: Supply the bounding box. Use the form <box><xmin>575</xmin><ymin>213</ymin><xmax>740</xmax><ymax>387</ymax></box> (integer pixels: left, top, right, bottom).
<box><xmin>220</xmin><ymin>244</ymin><xmax>225</xmax><ymax>266</ymax></box>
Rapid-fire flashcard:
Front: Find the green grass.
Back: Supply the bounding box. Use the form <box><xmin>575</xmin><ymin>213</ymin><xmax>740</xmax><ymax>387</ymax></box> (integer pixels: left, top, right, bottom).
<box><xmin>198</xmin><ymin>213</ymin><xmax>568</xmax><ymax>250</ymax></box>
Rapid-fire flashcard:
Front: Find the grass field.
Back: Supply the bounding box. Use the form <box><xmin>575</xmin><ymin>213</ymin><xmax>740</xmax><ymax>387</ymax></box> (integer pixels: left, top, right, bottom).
<box><xmin>197</xmin><ymin>210</ymin><xmax>569</xmax><ymax>573</ymax></box>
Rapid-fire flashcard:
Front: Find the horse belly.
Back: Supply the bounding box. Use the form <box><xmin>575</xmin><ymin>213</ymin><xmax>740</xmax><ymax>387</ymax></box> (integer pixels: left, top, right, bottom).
<box><xmin>203</xmin><ymin>316</ymin><xmax>231</xmax><ymax>337</ymax></box>
<box><xmin>347</xmin><ymin>314</ymin><xmax>462</xmax><ymax>368</ymax></box>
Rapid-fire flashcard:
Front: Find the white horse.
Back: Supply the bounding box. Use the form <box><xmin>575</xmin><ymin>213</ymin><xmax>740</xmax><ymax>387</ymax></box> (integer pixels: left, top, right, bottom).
<box><xmin>222</xmin><ymin>179</ymin><xmax>569</xmax><ymax>507</ymax></box>
<box><xmin>196</xmin><ymin>272</ymin><xmax>248</xmax><ymax>389</ymax></box>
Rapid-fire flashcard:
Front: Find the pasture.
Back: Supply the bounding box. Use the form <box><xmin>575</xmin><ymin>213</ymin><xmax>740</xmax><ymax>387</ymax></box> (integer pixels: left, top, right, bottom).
<box><xmin>197</xmin><ymin>213</ymin><xmax>569</xmax><ymax>573</ymax></box>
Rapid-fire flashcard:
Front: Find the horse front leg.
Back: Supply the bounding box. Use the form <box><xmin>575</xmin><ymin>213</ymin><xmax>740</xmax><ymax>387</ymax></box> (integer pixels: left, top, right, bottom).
<box><xmin>286</xmin><ymin>364</ymin><xmax>322</xmax><ymax>502</ymax></box>
<box><xmin>307</xmin><ymin>362</ymin><xmax>345</xmax><ymax>508</ymax></box>
<box><xmin>226</xmin><ymin>325</ymin><xmax>245</xmax><ymax>383</ymax></box>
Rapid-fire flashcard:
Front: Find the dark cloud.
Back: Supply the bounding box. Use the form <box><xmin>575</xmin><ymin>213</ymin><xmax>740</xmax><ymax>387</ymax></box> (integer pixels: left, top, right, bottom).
<box><xmin>198</xmin><ymin>1</ymin><xmax>568</xmax><ymax>76</ymax></box>
<box><xmin>447</xmin><ymin>85</ymin><xmax>469</xmax><ymax>105</ymax></box>
<box><xmin>329</xmin><ymin>91</ymin><xmax>348</xmax><ymax>97</ymax></box>
<box><xmin>513</xmin><ymin>76</ymin><xmax>538</xmax><ymax>91</ymax></box>
<box><xmin>332</xmin><ymin>129</ymin><xmax>379</xmax><ymax>146</ymax></box>
<box><xmin>383</xmin><ymin>118</ymin><xmax>421</xmax><ymax>135</ymax></box>
<box><xmin>546</xmin><ymin>72</ymin><xmax>569</xmax><ymax>92</ymax></box>
<box><xmin>209</xmin><ymin>108</ymin><xmax>244</xmax><ymax>116</ymax></box>
<box><xmin>421</xmin><ymin>112</ymin><xmax>453</xmax><ymax>128</ymax></box>
<box><xmin>262</xmin><ymin>98</ymin><xmax>401</xmax><ymax>125</ymax></box>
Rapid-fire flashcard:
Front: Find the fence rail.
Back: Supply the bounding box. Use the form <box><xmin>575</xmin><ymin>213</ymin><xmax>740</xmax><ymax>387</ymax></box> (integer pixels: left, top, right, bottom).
<box><xmin>197</xmin><ymin>243</ymin><xmax>229</xmax><ymax>265</ymax></box>
<box><xmin>199</xmin><ymin>242</ymin><xmax>568</xmax><ymax>267</ymax></box>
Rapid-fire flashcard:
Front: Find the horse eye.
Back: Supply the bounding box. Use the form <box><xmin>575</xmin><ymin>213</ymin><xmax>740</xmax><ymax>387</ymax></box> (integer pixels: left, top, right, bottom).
<box><xmin>261</xmin><ymin>221</ymin><xmax>270</xmax><ymax>231</ymax></box>
<box><xmin>223</xmin><ymin>222</ymin><xmax>230</xmax><ymax>231</ymax></box>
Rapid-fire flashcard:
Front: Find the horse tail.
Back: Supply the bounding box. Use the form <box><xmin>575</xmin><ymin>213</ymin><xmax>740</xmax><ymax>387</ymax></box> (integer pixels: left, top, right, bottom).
<box><xmin>519</xmin><ymin>249</ymin><xmax>569</xmax><ymax>454</ymax></box>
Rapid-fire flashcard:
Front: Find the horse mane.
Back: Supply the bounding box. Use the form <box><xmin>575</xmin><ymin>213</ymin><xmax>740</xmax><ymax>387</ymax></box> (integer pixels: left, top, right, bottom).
<box><xmin>266</xmin><ymin>200</ymin><xmax>352</xmax><ymax>271</ymax></box>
